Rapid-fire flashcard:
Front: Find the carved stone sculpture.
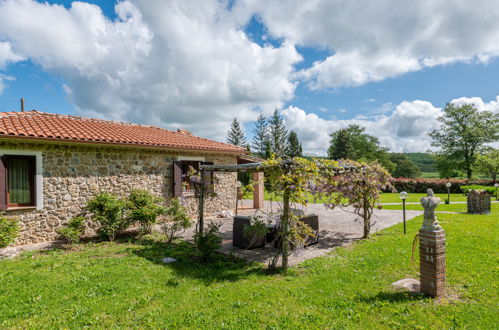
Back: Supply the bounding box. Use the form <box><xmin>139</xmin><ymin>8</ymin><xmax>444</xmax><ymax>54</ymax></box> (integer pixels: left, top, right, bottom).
<box><xmin>420</xmin><ymin>189</ymin><xmax>442</xmax><ymax>231</ymax></box>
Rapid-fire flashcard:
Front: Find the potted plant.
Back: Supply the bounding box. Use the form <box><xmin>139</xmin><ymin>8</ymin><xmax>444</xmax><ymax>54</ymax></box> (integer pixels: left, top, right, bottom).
<box><xmin>233</xmin><ymin>216</ymin><xmax>267</xmax><ymax>249</ymax></box>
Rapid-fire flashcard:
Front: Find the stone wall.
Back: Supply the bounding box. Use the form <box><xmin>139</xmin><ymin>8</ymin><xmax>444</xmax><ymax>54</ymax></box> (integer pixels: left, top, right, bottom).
<box><xmin>0</xmin><ymin>141</ymin><xmax>238</xmax><ymax>245</ymax></box>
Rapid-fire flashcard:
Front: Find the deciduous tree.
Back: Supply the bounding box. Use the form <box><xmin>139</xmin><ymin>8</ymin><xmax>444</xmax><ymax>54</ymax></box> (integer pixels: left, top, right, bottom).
<box><xmin>429</xmin><ymin>103</ymin><xmax>499</xmax><ymax>179</ymax></box>
<box><xmin>389</xmin><ymin>153</ymin><xmax>421</xmax><ymax>178</ymax></box>
<box><xmin>328</xmin><ymin>124</ymin><xmax>395</xmax><ymax>172</ymax></box>
<box><xmin>474</xmin><ymin>148</ymin><xmax>499</xmax><ymax>182</ymax></box>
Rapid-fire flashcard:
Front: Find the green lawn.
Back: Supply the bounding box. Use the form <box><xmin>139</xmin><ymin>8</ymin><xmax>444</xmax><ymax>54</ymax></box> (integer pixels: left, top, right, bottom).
<box><xmin>245</xmin><ymin>192</ymin><xmax>468</xmax><ymax>204</ymax></box>
<box><xmin>382</xmin><ymin>201</ymin><xmax>499</xmax><ymax>213</ymax></box>
<box><xmin>1</xmin><ymin>213</ymin><xmax>497</xmax><ymax>328</ymax></box>
<box><xmin>419</xmin><ymin>171</ymin><xmax>440</xmax><ymax>179</ymax></box>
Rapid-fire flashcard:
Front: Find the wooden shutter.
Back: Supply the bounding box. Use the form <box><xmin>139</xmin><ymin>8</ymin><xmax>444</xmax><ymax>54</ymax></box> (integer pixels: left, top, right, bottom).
<box><xmin>0</xmin><ymin>156</ymin><xmax>7</xmax><ymax>210</ymax></box>
<box><xmin>201</xmin><ymin>162</ymin><xmax>214</xmax><ymax>194</ymax></box>
<box><xmin>173</xmin><ymin>161</ymin><xmax>183</xmax><ymax>197</ymax></box>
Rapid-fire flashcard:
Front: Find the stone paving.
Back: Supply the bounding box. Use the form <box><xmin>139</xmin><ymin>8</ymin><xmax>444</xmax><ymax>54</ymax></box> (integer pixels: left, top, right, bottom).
<box><xmin>182</xmin><ymin>200</ymin><xmax>423</xmax><ymax>267</ymax></box>
<box><xmin>2</xmin><ymin>201</ymin><xmax>423</xmax><ymax>265</ymax></box>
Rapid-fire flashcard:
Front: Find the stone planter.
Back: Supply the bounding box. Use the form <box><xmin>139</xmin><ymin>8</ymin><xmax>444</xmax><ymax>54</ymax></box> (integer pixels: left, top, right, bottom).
<box><xmin>467</xmin><ymin>190</ymin><xmax>491</xmax><ymax>214</ymax></box>
<box><xmin>232</xmin><ymin>216</ymin><xmax>266</xmax><ymax>249</ymax></box>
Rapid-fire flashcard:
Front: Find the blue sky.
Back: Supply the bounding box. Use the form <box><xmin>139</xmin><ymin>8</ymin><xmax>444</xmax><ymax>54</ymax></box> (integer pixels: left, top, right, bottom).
<box><xmin>0</xmin><ymin>0</ymin><xmax>498</xmax><ymax>154</ymax></box>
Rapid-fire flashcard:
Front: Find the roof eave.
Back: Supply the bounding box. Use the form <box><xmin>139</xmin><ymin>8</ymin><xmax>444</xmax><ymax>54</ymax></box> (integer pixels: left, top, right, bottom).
<box><xmin>0</xmin><ymin>134</ymin><xmax>247</xmax><ymax>155</ymax></box>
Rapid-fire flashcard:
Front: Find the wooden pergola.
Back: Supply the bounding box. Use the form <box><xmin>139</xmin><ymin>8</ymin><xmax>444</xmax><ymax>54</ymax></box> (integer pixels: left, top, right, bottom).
<box><xmin>198</xmin><ymin>159</ymin><xmax>358</xmax><ymax>270</ymax></box>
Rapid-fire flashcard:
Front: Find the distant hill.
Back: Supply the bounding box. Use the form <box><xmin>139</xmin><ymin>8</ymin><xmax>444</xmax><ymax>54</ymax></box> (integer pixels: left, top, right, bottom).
<box><xmin>406</xmin><ymin>153</ymin><xmax>437</xmax><ymax>173</ymax></box>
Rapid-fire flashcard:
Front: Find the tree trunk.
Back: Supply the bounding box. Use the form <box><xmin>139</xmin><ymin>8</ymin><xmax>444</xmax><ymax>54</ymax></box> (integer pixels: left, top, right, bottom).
<box><xmin>363</xmin><ymin>213</ymin><xmax>370</xmax><ymax>238</ymax></box>
<box><xmin>362</xmin><ymin>200</ymin><xmax>370</xmax><ymax>239</ymax></box>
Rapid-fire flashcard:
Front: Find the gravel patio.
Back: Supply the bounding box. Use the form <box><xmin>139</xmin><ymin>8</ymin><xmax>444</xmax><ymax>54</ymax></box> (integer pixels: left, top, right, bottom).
<box><xmin>182</xmin><ymin>200</ymin><xmax>423</xmax><ymax>266</ymax></box>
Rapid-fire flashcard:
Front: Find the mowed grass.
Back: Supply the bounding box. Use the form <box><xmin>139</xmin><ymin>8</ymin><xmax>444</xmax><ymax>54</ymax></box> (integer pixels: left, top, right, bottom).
<box><xmin>244</xmin><ymin>192</ymin><xmax>468</xmax><ymax>204</ymax></box>
<box><xmin>382</xmin><ymin>201</ymin><xmax>499</xmax><ymax>213</ymax></box>
<box><xmin>1</xmin><ymin>212</ymin><xmax>498</xmax><ymax>328</ymax></box>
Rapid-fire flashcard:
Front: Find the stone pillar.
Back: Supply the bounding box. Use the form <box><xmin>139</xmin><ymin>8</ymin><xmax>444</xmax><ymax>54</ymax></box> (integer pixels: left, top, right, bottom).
<box><xmin>419</xmin><ymin>228</ymin><xmax>446</xmax><ymax>297</ymax></box>
<box><xmin>252</xmin><ymin>172</ymin><xmax>264</xmax><ymax>209</ymax></box>
<box><xmin>419</xmin><ymin>189</ymin><xmax>446</xmax><ymax>297</ymax></box>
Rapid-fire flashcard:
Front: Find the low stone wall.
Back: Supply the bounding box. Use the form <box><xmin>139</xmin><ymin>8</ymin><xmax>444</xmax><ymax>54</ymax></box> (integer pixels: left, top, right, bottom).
<box><xmin>0</xmin><ymin>141</ymin><xmax>238</xmax><ymax>245</ymax></box>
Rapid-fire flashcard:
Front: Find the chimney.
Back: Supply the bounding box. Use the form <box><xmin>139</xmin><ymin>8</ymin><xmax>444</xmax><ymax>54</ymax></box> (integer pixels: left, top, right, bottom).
<box><xmin>20</xmin><ymin>97</ymin><xmax>25</xmax><ymax>112</ymax></box>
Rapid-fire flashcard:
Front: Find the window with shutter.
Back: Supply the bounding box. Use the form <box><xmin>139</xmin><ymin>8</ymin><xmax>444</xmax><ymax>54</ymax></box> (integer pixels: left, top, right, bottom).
<box><xmin>173</xmin><ymin>160</ymin><xmax>205</xmax><ymax>196</ymax></box>
<box><xmin>5</xmin><ymin>156</ymin><xmax>36</xmax><ymax>207</ymax></box>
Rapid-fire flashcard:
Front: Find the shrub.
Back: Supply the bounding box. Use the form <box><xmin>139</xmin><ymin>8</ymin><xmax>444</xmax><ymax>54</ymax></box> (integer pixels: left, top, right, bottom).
<box><xmin>127</xmin><ymin>189</ymin><xmax>166</xmax><ymax>234</ymax></box>
<box><xmin>195</xmin><ymin>222</ymin><xmax>222</xmax><ymax>263</ymax></box>
<box><xmin>161</xmin><ymin>198</ymin><xmax>192</xmax><ymax>244</ymax></box>
<box><xmin>243</xmin><ymin>217</ymin><xmax>268</xmax><ymax>248</ymax></box>
<box><xmin>388</xmin><ymin>178</ymin><xmax>494</xmax><ymax>194</ymax></box>
<box><xmin>0</xmin><ymin>217</ymin><xmax>19</xmax><ymax>248</ymax></box>
<box><xmin>86</xmin><ymin>192</ymin><xmax>129</xmax><ymax>241</ymax></box>
<box><xmin>460</xmin><ymin>185</ymin><xmax>496</xmax><ymax>195</ymax></box>
<box><xmin>57</xmin><ymin>216</ymin><xmax>86</xmax><ymax>244</ymax></box>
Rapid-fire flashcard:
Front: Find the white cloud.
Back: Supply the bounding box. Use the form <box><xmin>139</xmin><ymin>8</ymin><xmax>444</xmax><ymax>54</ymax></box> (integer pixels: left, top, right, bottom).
<box><xmin>0</xmin><ymin>41</ymin><xmax>22</xmax><ymax>69</ymax></box>
<box><xmin>0</xmin><ymin>0</ymin><xmax>301</xmax><ymax>140</ymax></box>
<box><xmin>235</xmin><ymin>0</ymin><xmax>499</xmax><ymax>89</ymax></box>
<box><xmin>0</xmin><ymin>73</ymin><xmax>15</xmax><ymax>94</ymax></box>
<box><xmin>281</xmin><ymin>97</ymin><xmax>499</xmax><ymax>154</ymax></box>
<box><xmin>450</xmin><ymin>96</ymin><xmax>499</xmax><ymax>114</ymax></box>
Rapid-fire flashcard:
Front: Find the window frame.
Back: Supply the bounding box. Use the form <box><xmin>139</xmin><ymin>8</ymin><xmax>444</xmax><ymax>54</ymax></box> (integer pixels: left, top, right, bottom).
<box><xmin>0</xmin><ymin>150</ymin><xmax>43</xmax><ymax>210</ymax></box>
<box><xmin>180</xmin><ymin>160</ymin><xmax>200</xmax><ymax>194</ymax></box>
<box><xmin>5</xmin><ymin>155</ymin><xmax>36</xmax><ymax>207</ymax></box>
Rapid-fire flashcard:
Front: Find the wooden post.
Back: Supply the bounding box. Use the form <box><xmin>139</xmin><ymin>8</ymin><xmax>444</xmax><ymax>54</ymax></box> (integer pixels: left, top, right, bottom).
<box><xmin>198</xmin><ymin>170</ymin><xmax>205</xmax><ymax>236</ymax></box>
<box><xmin>281</xmin><ymin>186</ymin><xmax>290</xmax><ymax>271</ymax></box>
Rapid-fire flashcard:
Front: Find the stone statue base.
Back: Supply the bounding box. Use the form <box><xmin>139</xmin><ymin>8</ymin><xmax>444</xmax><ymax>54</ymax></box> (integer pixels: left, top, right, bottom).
<box><xmin>419</xmin><ymin>228</ymin><xmax>446</xmax><ymax>297</ymax></box>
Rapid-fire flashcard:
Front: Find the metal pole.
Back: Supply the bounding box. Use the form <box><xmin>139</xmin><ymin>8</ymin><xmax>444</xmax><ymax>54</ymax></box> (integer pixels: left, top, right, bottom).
<box><xmin>403</xmin><ymin>199</ymin><xmax>406</xmax><ymax>234</ymax></box>
<box><xmin>447</xmin><ymin>187</ymin><xmax>450</xmax><ymax>204</ymax></box>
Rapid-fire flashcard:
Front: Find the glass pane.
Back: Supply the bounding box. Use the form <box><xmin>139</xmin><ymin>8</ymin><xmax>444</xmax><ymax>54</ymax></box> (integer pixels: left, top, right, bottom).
<box><xmin>8</xmin><ymin>159</ymin><xmax>31</xmax><ymax>204</ymax></box>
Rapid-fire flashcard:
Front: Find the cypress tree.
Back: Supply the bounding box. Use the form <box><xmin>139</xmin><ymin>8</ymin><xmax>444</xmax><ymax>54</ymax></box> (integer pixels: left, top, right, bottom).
<box><xmin>226</xmin><ymin>118</ymin><xmax>247</xmax><ymax>147</ymax></box>
<box><xmin>286</xmin><ymin>131</ymin><xmax>303</xmax><ymax>158</ymax></box>
<box><xmin>268</xmin><ymin>110</ymin><xmax>288</xmax><ymax>157</ymax></box>
<box><xmin>251</xmin><ymin>113</ymin><xmax>269</xmax><ymax>157</ymax></box>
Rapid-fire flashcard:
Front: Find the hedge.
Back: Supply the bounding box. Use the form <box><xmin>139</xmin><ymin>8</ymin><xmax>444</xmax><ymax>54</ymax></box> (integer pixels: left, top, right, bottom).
<box><xmin>387</xmin><ymin>178</ymin><xmax>495</xmax><ymax>194</ymax></box>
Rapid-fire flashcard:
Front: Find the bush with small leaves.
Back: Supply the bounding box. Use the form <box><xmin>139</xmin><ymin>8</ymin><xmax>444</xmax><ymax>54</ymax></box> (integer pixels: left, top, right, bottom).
<box><xmin>127</xmin><ymin>189</ymin><xmax>166</xmax><ymax>234</ymax></box>
<box><xmin>161</xmin><ymin>198</ymin><xmax>192</xmax><ymax>244</ymax></box>
<box><xmin>0</xmin><ymin>217</ymin><xmax>19</xmax><ymax>248</ymax></box>
<box><xmin>195</xmin><ymin>222</ymin><xmax>222</xmax><ymax>263</ymax></box>
<box><xmin>86</xmin><ymin>192</ymin><xmax>129</xmax><ymax>241</ymax></box>
<box><xmin>57</xmin><ymin>216</ymin><xmax>86</xmax><ymax>244</ymax></box>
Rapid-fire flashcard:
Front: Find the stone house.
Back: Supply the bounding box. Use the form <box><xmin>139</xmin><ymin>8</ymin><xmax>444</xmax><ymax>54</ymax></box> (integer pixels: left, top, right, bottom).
<box><xmin>0</xmin><ymin>110</ymin><xmax>257</xmax><ymax>246</ymax></box>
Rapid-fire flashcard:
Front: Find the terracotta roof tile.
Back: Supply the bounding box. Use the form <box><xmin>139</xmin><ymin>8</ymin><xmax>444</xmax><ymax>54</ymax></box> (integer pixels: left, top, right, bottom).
<box><xmin>0</xmin><ymin>110</ymin><xmax>246</xmax><ymax>154</ymax></box>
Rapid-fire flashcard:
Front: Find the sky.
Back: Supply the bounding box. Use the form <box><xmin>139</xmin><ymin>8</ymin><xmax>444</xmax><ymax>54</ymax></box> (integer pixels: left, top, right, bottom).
<box><xmin>0</xmin><ymin>0</ymin><xmax>498</xmax><ymax>155</ymax></box>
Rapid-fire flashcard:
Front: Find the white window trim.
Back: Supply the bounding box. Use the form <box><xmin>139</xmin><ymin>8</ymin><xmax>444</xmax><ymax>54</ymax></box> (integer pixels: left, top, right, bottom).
<box><xmin>0</xmin><ymin>149</ymin><xmax>43</xmax><ymax>210</ymax></box>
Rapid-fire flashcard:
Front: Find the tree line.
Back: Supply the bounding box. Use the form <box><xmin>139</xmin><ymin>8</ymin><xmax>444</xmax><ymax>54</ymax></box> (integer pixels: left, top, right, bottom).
<box><xmin>227</xmin><ymin>103</ymin><xmax>499</xmax><ymax>181</ymax></box>
<box><xmin>227</xmin><ymin>110</ymin><xmax>303</xmax><ymax>159</ymax></box>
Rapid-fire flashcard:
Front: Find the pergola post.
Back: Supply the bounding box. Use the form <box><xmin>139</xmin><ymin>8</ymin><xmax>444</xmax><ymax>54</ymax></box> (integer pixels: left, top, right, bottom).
<box><xmin>197</xmin><ymin>169</ymin><xmax>205</xmax><ymax>236</ymax></box>
<box><xmin>252</xmin><ymin>172</ymin><xmax>264</xmax><ymax>209</ymax></box>
<box><xmin>281</xmin><ymin>186</ymin><xmax>291</xmax><ymax>271</ymax></box>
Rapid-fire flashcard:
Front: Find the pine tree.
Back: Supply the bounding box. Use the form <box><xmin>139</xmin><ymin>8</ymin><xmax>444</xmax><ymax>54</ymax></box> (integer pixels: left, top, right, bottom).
<box><xmin>251</xmin><ymin>113</ymin><xmax>269</xmax><ymax>158</ymax></box>
<box><xmin>226</xmin><ymin>118</ymin><xmax>247</xmax><ymax>146</ymax></box>
<box><xmin>268</xmin><ymin>110</ymin><xmax>288</xmax><ymax>157</ymax></box>
<box><xmin>286</xmin><ymin>131</ymin><xmax>303</xmax><ymax>158</ymax></box>
<box><xmin>264</xmin><ymin>140</ymin><xmax>272</xmax><ymax>159</ymax></box>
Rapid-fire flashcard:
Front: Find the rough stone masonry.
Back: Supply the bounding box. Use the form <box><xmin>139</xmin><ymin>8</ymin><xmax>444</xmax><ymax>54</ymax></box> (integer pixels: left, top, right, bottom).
<box><xmin>419</xmin><ymin>189</ymin><xmax>446</xmax><ymax>297</ymax></box>
<box><xmin>0</xmin><ymin>141</ymin><xmax>238</xmax><ymax>246</ymax></box>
